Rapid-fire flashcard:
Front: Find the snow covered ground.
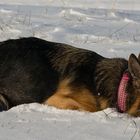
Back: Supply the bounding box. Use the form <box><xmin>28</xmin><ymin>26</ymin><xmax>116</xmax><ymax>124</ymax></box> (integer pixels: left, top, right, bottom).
<box><xmin>0</xmin><ymin>0</ymin><xmax>140</xmax><ymax>140</ymax></box>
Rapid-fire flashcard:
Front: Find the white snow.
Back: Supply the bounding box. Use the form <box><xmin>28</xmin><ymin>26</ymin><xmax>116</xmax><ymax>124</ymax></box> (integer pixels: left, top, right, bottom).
<box><xmin>0</xmin><ymin>0</ymin><xmax>140</xmax><ymax>140</ymax></box>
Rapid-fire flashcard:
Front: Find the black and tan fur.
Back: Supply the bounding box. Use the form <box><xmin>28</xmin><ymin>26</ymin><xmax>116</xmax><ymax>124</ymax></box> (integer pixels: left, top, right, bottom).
<box><xmin>0</xmin><ymin>37</ymin><xmax>140</xmax><ymax>116</ymax></box>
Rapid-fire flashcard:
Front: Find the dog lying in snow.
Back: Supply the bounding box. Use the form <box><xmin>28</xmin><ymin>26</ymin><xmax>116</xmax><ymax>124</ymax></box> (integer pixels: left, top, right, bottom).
<box><xmin>0</xmin><ymin>37</ymin><xmax>140</xmax><ymax>117</ymax></box>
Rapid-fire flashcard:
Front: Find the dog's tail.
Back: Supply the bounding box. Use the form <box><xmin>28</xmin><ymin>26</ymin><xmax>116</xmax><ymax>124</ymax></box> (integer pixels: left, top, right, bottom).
<box><xmin>0</xmin><ymin>94</ymin><xmax>9</xmax><ymax>111</ymax></box>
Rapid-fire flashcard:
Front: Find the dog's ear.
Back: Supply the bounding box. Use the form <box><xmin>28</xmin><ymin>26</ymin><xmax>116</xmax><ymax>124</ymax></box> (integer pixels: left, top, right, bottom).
<box><xmin>138</xmin><ymin>53</ymin><xmax>140</xmax><ymax>62</ymax></box>
<box><xmin>128</xmin><ymin>54</ymin><xmax>140</xmax><ymax>78</ymax></box>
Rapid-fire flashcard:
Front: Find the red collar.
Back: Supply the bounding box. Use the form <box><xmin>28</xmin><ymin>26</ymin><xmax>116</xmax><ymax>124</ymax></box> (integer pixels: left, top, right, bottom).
<box><xmin>117</xmin><ymin>72</ymin><xmax>130</xmax><ymax>113</ymax></box>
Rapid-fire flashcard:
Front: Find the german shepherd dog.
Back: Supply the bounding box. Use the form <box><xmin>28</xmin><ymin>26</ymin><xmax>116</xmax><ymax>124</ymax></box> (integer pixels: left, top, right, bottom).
<box><xmin>0</xmin><ymin>37</ymin><xmax>140</xmax><ymax>117</ymax></box>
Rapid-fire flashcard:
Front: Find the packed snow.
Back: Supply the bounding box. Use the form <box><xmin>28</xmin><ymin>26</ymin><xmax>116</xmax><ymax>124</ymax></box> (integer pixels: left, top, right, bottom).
<box><xmin>0</xmin><ymin>0</ymin><xmax>140</xmax><ymax>140</ymax></box>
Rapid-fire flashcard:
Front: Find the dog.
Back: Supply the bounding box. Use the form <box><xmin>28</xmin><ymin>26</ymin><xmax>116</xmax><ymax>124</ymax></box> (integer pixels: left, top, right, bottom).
<box><xmin>0</xmin><ymin>37</ymin><xmax>139</xmax><ymax>117</ymax></box>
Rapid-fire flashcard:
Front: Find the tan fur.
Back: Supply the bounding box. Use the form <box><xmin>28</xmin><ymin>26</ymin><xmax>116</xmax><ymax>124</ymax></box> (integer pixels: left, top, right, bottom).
<box><xmin>43</xmin><ymin>78</ymin><xmax>82</xmax><ymax>110</ymax></box>
<box><xmin>46</xmin><ymin>94</ymin><xmax>82</xmax><ymax>110</ymax></box>
<box><xmin>127</xmin><ymin>97</ymin><xmax>140</xmax><ymax>116</ymax></box>
<box><xmin>43</xmin><ymin>78</ymin><xmax>110</xmax><ymax>112</ymax></box>
<box><xmin>98</xmin><ymin>97</ymin><xmax>109</xmax><ymax>110</ymax></box>
<box><xmin>43</xmin><ymin>78</ymin><xmax>98</xmax><ymax>112</ymax></box>
<box><xmin>69</xmin><ymin>88</ymin><xmax>98</xmax><ymax>112</ymax></box>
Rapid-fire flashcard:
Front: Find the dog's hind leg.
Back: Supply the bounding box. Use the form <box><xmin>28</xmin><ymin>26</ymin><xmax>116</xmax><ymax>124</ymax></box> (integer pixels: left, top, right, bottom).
<box><xmin>0</xmin><ymin>94</ymin><xmax>9</xmax><ymax>111</ymax></box>
<box><xmin>43</xmin><ymin>78</ymin><xmax>98</xmax><ymax>112</ymax></box>
<box><xmin>44</xmin><ymin>94</ymin><xmax>83</xmax><ymax>110</ymax></box>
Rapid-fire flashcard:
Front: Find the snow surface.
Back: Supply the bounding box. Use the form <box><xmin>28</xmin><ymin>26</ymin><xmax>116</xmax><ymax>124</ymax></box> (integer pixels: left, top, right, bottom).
<box><xmin>0</xmin><ymin>0</ymin><xmax>140</xmax><ymax>140</ymax></box>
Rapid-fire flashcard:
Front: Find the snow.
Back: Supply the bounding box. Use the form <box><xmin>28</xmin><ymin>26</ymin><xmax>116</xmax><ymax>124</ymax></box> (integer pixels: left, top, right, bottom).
<box><xmin>0</xmin><ymin>0</ymin><xmax>140</xmax><ymax>140</ymax></box>
<box><xmin>1</xmin><ymin>104</ymin><xmax>140</xmax><ymax>140</ymax></box>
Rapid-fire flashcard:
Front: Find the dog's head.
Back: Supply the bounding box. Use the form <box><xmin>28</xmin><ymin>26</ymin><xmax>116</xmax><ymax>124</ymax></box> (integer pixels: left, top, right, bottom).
<box><xmin>127</xmin><ymin>53</ymin><xmax>140</xmax><ymax>116</ymax></box>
